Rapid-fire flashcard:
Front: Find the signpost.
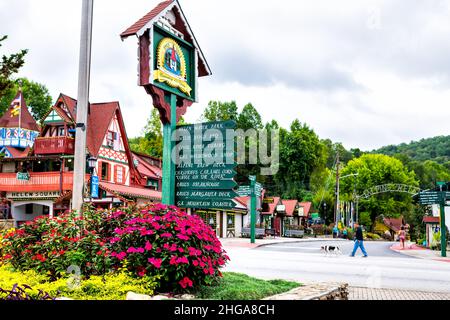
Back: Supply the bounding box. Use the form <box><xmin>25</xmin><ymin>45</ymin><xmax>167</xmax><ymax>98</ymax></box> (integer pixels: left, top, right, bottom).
<box><xmin>238</xmin><ymin>176</ymin><xmax>263</xmax><ymax>244</ymax></box>
<box><xmin>121</xmin><ymin>0</ymin><xmax>212</xmax><ymax>206</ymax></box>
<box><xmin>419</xmin><ymin>185</ymin><xmax>449</xmax><ymax>257</ymax></box>
<box><xmin>174</xmin><ymin>120</ymin><xmax>238</xmax><ymax>210</ymax></box>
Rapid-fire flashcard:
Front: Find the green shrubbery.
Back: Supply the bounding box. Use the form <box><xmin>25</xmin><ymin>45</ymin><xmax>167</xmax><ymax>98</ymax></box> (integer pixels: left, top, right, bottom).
<box><xmin>0</xmin><ymin>265</ymin><xmax>158</xmax><ymax>300</ymax></box>
<box><xmin>0</xmin><ymin>204</ymin><xmax>229</xmax><ymax>295</ymax></box>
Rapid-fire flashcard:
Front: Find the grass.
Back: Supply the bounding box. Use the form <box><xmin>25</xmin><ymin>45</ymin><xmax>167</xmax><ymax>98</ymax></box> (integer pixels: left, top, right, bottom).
<box><xmin>196</xmin><ymin>272</ymin><xmax>301</xmax><ymax>300</ymax></box>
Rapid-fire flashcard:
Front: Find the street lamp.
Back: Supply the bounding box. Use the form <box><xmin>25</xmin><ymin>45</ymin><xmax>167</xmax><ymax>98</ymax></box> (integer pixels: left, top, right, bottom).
<box><xmin>87</xmin><ymin>156</ymin><xmax>97</xmax><ymax>174</ymax></box>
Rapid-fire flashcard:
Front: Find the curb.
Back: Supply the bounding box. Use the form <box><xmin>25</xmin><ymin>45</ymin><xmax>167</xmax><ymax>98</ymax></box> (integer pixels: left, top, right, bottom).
<box><xmin>253</xmin><ymin>238</ymin><xmax>348</xmax><ymax>249</ymax></box>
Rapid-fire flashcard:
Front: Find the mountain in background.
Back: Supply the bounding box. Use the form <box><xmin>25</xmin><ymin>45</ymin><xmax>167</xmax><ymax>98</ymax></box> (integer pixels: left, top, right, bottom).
<box><xmin>372</xmin><ymin>135</ymin><xmax>450</xmax><ymax>165</ymax></box>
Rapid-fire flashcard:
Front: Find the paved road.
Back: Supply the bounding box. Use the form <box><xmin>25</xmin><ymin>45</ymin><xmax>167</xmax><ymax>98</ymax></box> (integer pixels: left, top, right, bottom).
<box><xmin>223</xmin><ymin>240</ymin><xmax>450</xmax><ymax>294</ymax></box>
<box><xmin>257</xmin><ymin>240</ymin><xmax>407</xmax><ymax>258</ymax></box>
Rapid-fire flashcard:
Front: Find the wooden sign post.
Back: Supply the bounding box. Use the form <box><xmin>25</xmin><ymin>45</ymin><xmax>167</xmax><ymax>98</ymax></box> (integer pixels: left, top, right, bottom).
<box><xmin>121</xmin><ymin>0</ymin><xmax>211</xmax><ymax>205</ymax></box>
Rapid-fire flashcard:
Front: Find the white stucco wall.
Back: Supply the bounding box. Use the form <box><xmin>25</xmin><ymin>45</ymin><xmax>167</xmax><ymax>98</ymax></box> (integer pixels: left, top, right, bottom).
<box><xmin>432</xmin><ymin>204</ymin><xmax>450</xmax><ymax>231</ymax></box>
<box><xmin>11</xmin><ymin>200</ymin><xmax>53</xmax><ymax>226</ymax></box>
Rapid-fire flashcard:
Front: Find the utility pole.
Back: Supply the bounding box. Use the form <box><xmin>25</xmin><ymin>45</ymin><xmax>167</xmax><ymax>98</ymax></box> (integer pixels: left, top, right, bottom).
<box><xmin>438</xmin><ymin>182</ymin><xmax>447</xmax><ymax>258</ymax></box>
<box><xmin>72</xmin><ymin>0</ymin><xmax>94</xmax><ymax>215</ymax></box>
<box><xmin>335</xmin><ymin>151</ymin><xmax>340</xmax><ymax>227</ymax></box>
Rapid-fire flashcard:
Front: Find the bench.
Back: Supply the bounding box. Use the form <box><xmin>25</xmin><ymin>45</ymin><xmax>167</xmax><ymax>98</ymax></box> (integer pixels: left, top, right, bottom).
<box><xmin>241</xmin><ymin>227</ymin><xmax>265</xmax><ymax>239</ymax></box>
<box><xmin>285</xmin><ymin>229</ymin><xmax>305</xmax><ymax>238</ymax></box>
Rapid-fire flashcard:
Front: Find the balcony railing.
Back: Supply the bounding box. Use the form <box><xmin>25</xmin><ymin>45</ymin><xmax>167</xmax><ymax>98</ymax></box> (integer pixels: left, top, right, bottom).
<box><xmin>34</xmin><ymin>137</ymin><xmax>75</xmax><ymax>155</ymax></box>
<box><xmin>0</xmin><ymin>172</ymin><xmax>88</xmax><ymax>192</ymax></box>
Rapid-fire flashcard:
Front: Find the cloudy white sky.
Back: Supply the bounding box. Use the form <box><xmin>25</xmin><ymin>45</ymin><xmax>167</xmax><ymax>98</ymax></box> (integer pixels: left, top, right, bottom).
<box><xmin>1</xmin><ymin>0</ymin><xmax>450</xmax><ymax>150</ymax></box>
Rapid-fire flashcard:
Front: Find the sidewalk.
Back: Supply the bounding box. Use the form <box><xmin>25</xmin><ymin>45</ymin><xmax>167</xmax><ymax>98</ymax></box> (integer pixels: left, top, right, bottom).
<box><xmin>220</xmin><ymin>236</ymin><xmax>347</xmax><ymax>249</ymax></box>
<box><xmin>390</xmin><ymin>242</ymin><xmax>450</xmax><ymax>262</ymax></box>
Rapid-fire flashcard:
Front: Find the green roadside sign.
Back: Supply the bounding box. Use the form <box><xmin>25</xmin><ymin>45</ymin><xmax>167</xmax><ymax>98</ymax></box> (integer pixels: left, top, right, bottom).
<box><xmin>177</xmin><ymin>120</ymin><xmax>237</xmax><ymax>131</ymax></box>
<box><xmin>176</xmin><ymin>189</ymin><xmax>239</xmax><ymax>199</ymax></box>
<box><xmin>174</xmin><ymin>120</ymin><xmax>237</xmax><ymax>210</ymax></box>
<box><xmin>176</xmin><ymin>179</ymin><xmax>237</xmax><ymax>190</ymax></box>
<box><xmin>176</xmin><ymin>199</ymin><xmax>237</xmax><ymax>210</ymax></box>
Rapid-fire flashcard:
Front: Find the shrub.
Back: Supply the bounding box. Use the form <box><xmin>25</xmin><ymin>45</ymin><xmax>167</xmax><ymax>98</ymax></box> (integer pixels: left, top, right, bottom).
<box><xmin>0</xmin><ymin>284</ymin><xmax>55</xmax><ymax>301</ymax></box>
<box><xmin>109</xmin><ymin>204</ymin><xmax>229</xmax><ymax>292</ymax></box>
<box><xmin>365</xmin><ymin>233</ymin><xmax>381</xmax><ymax>240</ymax></box>
<box><xmin>0</xmin><ymin>264</ymin><xmax>158</xmax><ymax>300</ymax></box>
<box><xmin>310</xmin><ymin>224</ymin><xmax>325</xmax><ymax>236</ymax></box>
<box><xmin>1</xmin><ymin>211</ymin><xmax>111</xmax><ymax>280</ymax></box>
<box><xmin>0</xmin><ymin>204</ymin><xmax>229</xmax><ymax>294</ymax></box>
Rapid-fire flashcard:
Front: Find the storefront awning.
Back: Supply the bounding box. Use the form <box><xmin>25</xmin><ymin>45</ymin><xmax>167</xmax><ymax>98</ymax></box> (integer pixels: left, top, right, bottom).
<box><xmin>99</xmin><ymin>182</ymin><xmax>162</xmax><ymax>201</ymax></box>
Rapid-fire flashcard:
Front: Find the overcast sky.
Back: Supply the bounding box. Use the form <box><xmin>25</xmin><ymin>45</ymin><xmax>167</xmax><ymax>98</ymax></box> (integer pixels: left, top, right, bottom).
<box><xmin>1</xmin><ymin>0</ymin><xmax>450</xmax><ymax>150</ymax></box>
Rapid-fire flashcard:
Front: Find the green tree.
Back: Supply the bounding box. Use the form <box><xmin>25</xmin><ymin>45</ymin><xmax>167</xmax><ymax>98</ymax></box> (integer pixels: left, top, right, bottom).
<box><xmin>129</xmin><ymin>109</ymin><xmax>163</xmax><ymax>158</ymax></box>
<box><xmin>0</xmin><ymin>35</ymin><xmax>27</xmax><ymax>107</ymax></box>
<box><xmin>340</xmin><ymin>154</ymin><xmax>419</xmax><ymax>229</ymax></box>
<box><xmin>237</xmin><ymin>103</ymin><xmax>263</xmax><ymax>130</ymax></box>
<box><xmin>202</xmin><ymin>101</ymin><xmax>238</xmax><ymax>122</ymax></box>
<box><xmin>275</xmin><ymin>120</ymin><xmax>327</xmax><ymax>200</ymax></box>
<box><xmin>0</xmin><ymin>77</ymin><xmax>52</xmax><ymax>121</ymax></box>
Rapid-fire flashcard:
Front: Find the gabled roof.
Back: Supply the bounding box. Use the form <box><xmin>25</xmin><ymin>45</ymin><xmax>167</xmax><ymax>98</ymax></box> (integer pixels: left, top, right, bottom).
<box><xmin>423</xmin><ymin>216</ymin><xmax>440</xmax><ymax>224</ymax></box>
<box><xmin>52</xmin><ymin>94</ymin><xmax>141</xmax><ymax>183</ymax></box>
<box><xmin>299</xmin><ymin>202</ymin><xmax>312</xmax><ymax>216</ymax></box>
<box><xmin>0</xmin><ymin>91</ymin><xmax>40</xmax><ymax>132</ymax></box>
<box><xmin>121</xmin><ymin>0</ymin><xmax>173</xmax><ymax>38</ymax></box>
<box><xmin>2</xmin><ymin>146</ymin><xmax>31</xmax><ymax>158</ymax></box>
<box><xmin>282</xmin><ymin>200</ymin><xmax>299</xmax><ymax>217</ymax></box>
<box><xmin>383</xmin><ymin>217</ymin><xmax>405</xmax><ymax>232</ymax></box>
<box><xmin>262</xmin><ymin>196</ymin><xmax>281</xmax><ymax>215</ymax></box>
<box><xmin>121</xmin><ymin>0</ymin><xmax>211</xmax><ymax>77</ymax></box>
<box><xmin>132</xmin><ymin>152</ymin><xmax>162</xmax><ymax>180</ymax></box>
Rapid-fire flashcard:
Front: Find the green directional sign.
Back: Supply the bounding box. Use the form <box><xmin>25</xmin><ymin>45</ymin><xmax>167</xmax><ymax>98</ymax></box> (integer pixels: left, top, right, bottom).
<box><xmin>177</xmin><ymin>120</ymin><xmax>237</xmax><ymax>131</ymax></box>
<box><xmin>176</xmin><ymin>199</ymin><xmax>237</xmax><ymax>209</ymax></box>
<box><xmin>174</xmin><ymin>120</ymin><xmax>237</xmax><ymax>210</ymax></box>
<box><xmin>176</xmin><ymin>179</ymin><xmax>237</xmax><ymax>190</ymax></box>
<box><xmin>420</xmin><ymin>191</ymin><xmax>441</xmax><ymax>205</ymax></box>
<box><xmin>177</xmin><ymin>189</ymin><xmax>239</xmax><ymax>199</ymax></box>
<box><xmin>176</xmin><ymin>168</ymin><xmax>237</xmax><ymax>181</ymax></box>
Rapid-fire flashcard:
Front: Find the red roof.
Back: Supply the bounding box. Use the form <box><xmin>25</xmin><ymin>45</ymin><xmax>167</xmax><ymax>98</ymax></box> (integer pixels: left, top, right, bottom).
<box><xmin>121</xmin><ymin>0</ymin><xmax>174</xmax><ymax>38</ymax></box>
<box><xmin>133</xmin><ymin>152</ymin><xmax>162</xmax><ymax>179</ymax></box>
<box><xmin>86</xmin><ymin>102</ymin><xmax>119</xmax><ymax>156</ymax></box>
<box><xmin>234</xmin><ymin>196</ymin><xmax>249</xmax><ymax>208</ymax></box>
<box><xmin>0</xmin><ymin>91</ymin><xmax>40</xmax><ymax>132</ymax></box>
<box><xmin>3</xmin><ymin>146</ymin><xmax>31</xmax><ymax>158</ymax></box>
<box><xmin>262</xmin><ymin>196</ymin><xmax>281</xmax><ymax>215</ymax></box>
<box><xmin>383</xmin><ymin>217</ymin><xmax>405</xmax><ymax>232</ymax></box>
<box><xmin>423</xmin><ymin>216</ymin><xmax>440</xmax><ymax>224</ymax></box>
<box><xmin>299</xmin><ymin>202</ymin><xmax>312</xmax><ymax>216</ymax></box>
<box><xmin>100</xmin><ymin>182</ymin><xmax>162</xmax><ymax>201</ymax></box>
<box><xmin>282</xmin><ymin>200</ymin><xmax>298</xmax><ymax>217</ymax></box>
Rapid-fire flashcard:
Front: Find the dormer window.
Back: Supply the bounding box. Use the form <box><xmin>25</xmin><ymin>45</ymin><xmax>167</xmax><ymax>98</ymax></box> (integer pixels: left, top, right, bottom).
<box><xmin>106</xmin><ymin>131</ymin><xmax>117</xmax><ymax>148</ymax></box>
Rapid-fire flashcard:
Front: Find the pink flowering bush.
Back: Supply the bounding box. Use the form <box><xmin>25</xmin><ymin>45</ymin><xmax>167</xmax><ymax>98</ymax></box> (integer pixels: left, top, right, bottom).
<box><xmin>0</xmin><ymin>204</ymin><xmax>230</xmax><ymax>293</ymax></box>
<box><xmin>107</xmin><ymin>204</ymin><xmax>230</xmax><ymax>292</ymax></box>
<box><xmin>0</xmin><ymin>211</ymin><xmax>111</xmax><ymax>280</ymax></box>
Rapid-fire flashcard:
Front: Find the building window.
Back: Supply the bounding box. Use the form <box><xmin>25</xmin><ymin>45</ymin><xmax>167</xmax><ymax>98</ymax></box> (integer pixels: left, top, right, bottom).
<box><xmin>25</xmin><ymin>204</ymin><xmax>33</xmax><ymax>215</ymax></box>
<box><xmin>146</xmin><ymin>178</ymin><xmax>159</xmax><ymax>190</ymax></box>
<box><xmin>101</xmin><ymin>162</ymin><xmax>110</xmax><ymax>181</ymax></box>
<box><xmin>106</xmin><ymin>131</ymin><xmax>117</xmax><ymax>148</ymax></box>
<box><xmin>58</xmin><ymin>127</ymin><xmax>65</xmax><ymax>137</ymax></box>
<box><xmin>115</xmin><ymin>166</ymin><xmax>124</xmax><ymax>184</ymax></box>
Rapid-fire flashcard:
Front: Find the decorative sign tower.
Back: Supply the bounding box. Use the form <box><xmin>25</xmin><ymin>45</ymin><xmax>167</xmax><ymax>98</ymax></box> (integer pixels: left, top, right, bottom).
<box><xmin>0</xmin><ymin>91</ymin><xmax>40</xmax><ymax>150</ymax></box>
<box><xmin>121</xmin><ymin>0</ymin><xmax>212</xmax><ymax>205</ymax></box>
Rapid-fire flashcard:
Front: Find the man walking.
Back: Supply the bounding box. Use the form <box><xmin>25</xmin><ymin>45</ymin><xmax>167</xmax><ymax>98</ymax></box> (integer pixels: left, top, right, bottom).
<box><xmin>351</xmin><ymin>223</ymin><xmax>368</xmax><ymax>257</ymax></box>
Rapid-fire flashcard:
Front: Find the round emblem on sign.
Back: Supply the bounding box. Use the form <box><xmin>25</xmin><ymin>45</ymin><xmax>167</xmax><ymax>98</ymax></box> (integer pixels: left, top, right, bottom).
<box><xmin>154</xmin><ymin>37</ymin><xmax>192</xmax><ymax>97</ymax></box>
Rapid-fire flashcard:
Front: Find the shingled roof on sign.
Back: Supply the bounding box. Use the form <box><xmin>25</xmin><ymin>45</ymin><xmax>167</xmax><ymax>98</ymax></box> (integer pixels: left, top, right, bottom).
<box><xmin>120</xmin><ymin>0</ymin><xmax>211</xmax><ymax>77</ymax></box>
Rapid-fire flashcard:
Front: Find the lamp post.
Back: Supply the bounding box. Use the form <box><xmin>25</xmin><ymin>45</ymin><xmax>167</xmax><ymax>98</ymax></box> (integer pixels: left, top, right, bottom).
<box><xmin>87</xmin><ymin>156</ymin><xmax>97</xmax><ymax>174</ymax></box>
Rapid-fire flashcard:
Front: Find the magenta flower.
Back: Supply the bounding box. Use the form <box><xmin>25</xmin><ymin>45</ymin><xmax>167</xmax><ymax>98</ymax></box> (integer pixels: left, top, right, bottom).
<box><xmin>145</xmin><ymin>241</ymin><xmax>153</xmax><ymax>251</ymax></box>
<box><xmin>161</xmin><ymin>232</ymin><xmax>173</xmax><ymax>238</ymax></box>
<box><xmin>148</xmin><ymin>258</ymin><xmax>162</xmax><ymax>269</ymax></box>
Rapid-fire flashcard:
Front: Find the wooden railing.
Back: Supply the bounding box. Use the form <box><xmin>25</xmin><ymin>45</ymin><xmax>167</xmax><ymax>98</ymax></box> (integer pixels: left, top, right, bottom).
<box><xmin>0</xmin><ymin>172</ymin><xmax>87</xmax><ymax>192</ymax></box>
<box><xmin>34</xmin><ymin>137</ymin><xmax>75</xmax><ymax>155</ymax></box>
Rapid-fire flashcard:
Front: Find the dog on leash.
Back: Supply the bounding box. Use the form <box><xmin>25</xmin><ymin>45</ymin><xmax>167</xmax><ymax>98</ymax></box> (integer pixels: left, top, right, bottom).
<box><xmin>321</xmin><ymin>245</ymin><xmax>342</xmax><ymax>256</ymax></box>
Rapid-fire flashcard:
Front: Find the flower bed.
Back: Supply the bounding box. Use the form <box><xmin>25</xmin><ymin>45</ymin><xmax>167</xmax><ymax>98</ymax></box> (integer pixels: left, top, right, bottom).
<box><xmin>0</xmin><ymin>204</ymin><xmax>229</xmax><ymax>294</ymax></box>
